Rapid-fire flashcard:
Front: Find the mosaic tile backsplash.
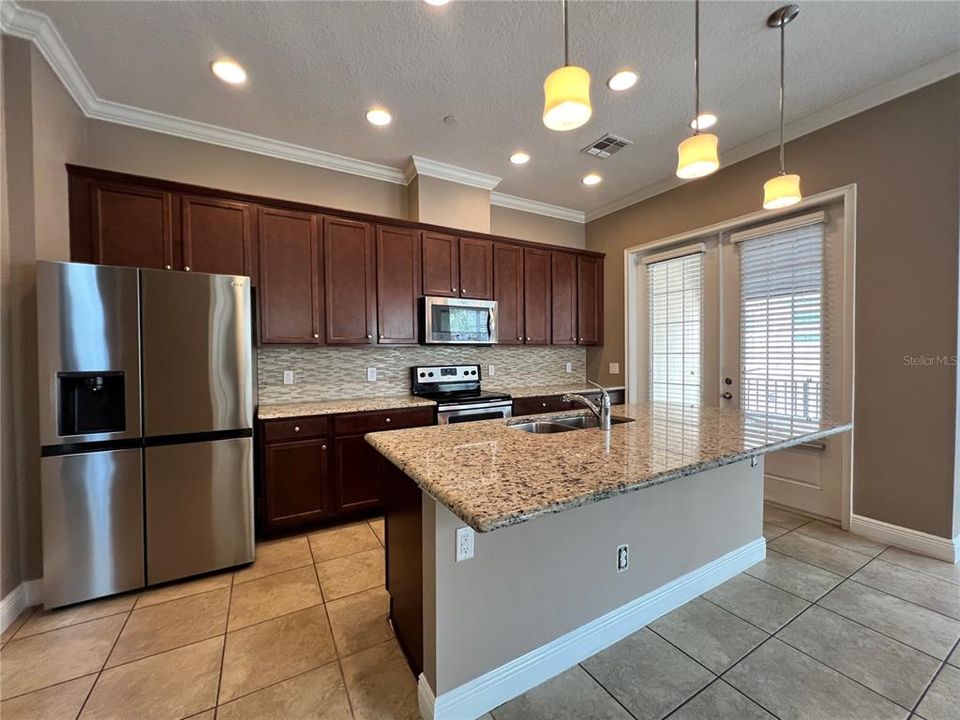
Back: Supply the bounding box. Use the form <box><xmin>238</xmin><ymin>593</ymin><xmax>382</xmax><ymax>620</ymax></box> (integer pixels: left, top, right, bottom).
<box><xmin>257</xmin><ymin>346</ymin><xmax>587</xmax><ymax>404</ymax></box>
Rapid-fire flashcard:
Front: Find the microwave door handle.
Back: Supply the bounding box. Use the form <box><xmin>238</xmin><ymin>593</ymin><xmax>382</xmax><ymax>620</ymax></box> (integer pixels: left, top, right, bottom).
<box><xmin>487</xmin><ymin>308</ymin><xmax>496</xmax><ymax>338</ymax></box>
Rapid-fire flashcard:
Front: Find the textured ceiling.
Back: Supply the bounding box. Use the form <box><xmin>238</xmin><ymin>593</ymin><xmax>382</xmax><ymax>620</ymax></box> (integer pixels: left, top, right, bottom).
<box><xmin>22</xmin><ymin>0</ymin><xmax>960</xmax><ymax>213</ymax></box>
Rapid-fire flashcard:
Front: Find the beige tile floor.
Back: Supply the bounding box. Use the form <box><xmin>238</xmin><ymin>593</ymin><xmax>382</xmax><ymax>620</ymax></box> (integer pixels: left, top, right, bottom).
<box><xmin>2</xmin><ymin>508</ymin><xmax>959</xmax><ymax>720</ymax></box>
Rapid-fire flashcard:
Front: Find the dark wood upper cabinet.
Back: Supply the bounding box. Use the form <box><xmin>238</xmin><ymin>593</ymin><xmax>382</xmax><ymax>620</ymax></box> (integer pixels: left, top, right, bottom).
<box><xmin>181</xmin><ymin>196</ymin><xmax>255</xmax><ymax>280</ymax></box>
<box><xmin>577</xmin><ymin>255</ymin><xmax>603</xmax><ymax>346</ymax></box>
<box><xmin>551</xmin><ymin>252</ymin><xmax>578</xmax><ymax>345</ymax></box>
<box><xmin>257</xmin><ymin>206</ymin><xmax>321</xmax><ymax>344</ymax></box>
<box><xmin>421</xmin><ymin>231</ymin><xmax>459</xmax><ymax>297</ymax></box>
<box><xmin>493</xmin><ymin>243</ymin><xmax>524</xmax><ymax>345</ymax></box>
<box><xmin>323</xmin><ymin>216</ymin><xmax>376</xmax><ymax>345</ymax></box>
<box><xmin>84</xmin><ymin>181</ymin><xmax>176</xmax><ymax>270</ymax></box>
<box><xmin>522</xmin><ymin>248</ymin><xmax>551</xmax><ymax>345</ymax></box>
<box><xmin>458</xmin><ymin>237</ymin><xmax>494</xmax><ymax>300</ymax></box>
<box><xmin>376</xmin><ymin>225</ymin><xmax>421</xmax><ymax>344</ymax></box>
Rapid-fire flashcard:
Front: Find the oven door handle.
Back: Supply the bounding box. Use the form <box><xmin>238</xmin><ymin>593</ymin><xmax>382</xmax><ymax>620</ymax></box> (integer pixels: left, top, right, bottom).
<box><xmin>437</xmin><ymin>400</ymin><xmax>513</xmax><ymax>413</ymax></box>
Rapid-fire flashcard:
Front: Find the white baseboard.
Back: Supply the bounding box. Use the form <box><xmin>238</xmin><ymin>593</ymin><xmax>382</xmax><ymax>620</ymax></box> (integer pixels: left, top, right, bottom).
<box><xmin>850</xmin><ymin>514</ymin><xmax>959</xmax><ymax>564</ymax></box>
<box><xmin>1</xmin><ymin>579</ymin><xmax>42</xmax><ymax>635</ymax></box>
<box><xmin>418</xmin><ymin>537</ymin><xmax>766</xmax><ymax>720</ymax></box>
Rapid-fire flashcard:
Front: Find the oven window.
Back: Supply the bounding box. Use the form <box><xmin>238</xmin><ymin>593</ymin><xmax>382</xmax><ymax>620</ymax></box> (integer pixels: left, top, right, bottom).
<box><xmin>447</xmin><ymin>411</ymin><xmax>505</xmax><ymax>423</ymax></box>
<box><xmin>430</xmin><ymin>305</ymin><xmax>490</xmax><ymax>342</ymax></box>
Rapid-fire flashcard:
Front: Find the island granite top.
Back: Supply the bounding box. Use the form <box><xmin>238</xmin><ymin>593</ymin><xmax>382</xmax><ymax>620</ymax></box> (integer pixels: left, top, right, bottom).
<box><xmin>365</xmin><ymin>402</ymin><xmax>852</xmax><ymax>533</ymax></box>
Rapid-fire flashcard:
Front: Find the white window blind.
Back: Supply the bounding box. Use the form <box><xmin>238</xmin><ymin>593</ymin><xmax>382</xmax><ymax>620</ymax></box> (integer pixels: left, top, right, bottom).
<box><xmin>648</xmin><ymin>252</ymin><xmax>702</xmax><ymax>405</ymax></box>
<box><xmin>739</xmin><ymin>220</ymin><xmax>825</xmax><ymax>421</ymax></box>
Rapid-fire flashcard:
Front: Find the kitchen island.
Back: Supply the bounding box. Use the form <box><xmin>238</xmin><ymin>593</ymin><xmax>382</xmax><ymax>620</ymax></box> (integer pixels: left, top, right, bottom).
<box><xmin>366</xmin><ymin>402</ymin><xmax>851</xmax><ymax>720</ymax></box>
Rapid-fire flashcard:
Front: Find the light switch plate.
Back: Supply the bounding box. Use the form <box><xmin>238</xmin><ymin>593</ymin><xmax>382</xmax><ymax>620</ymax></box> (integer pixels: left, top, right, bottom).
<box><xmin>366</xmin><ymin>367</ymin><xmax>378</xmax><ymax>382</ymax></box>
<box><xmin>488</xmin><ymin>365</ymin><xmax>495</xmax><ymax>377</ymax></box>
<box><xmin>282</xmin><ymin>370</ymin><xmax>294</xmax><ymax>385</ymax></box>
<box><xmin>565</xmin><ymin>362</ymin><xmax>573</xmax><ymax>373</ymax></box>
<box><xmin>609</xmin><ymin>362</ymin><xmax>620</xmax><ymax>375</ymax></box>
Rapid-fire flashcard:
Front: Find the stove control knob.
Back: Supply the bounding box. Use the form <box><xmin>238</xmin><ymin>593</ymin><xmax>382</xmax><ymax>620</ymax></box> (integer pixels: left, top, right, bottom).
<box><xmin>428</xmin><ymin>372</ymin><xmax>434</xmax><ymax>377</ymax></box>
<box><xmin>419</xmin><ymin>372</ymin><xmax>426</xmax><ymax>378</ymax></box>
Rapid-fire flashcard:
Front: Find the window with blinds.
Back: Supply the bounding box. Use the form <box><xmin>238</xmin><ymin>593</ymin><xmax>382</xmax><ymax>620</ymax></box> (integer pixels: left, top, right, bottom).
<box><xmin>738</xmin><ymin>219</ymin><xmax>825</xmax><ymax>421</ymax></box>
<box><xmin>647</xmin><ymin>252</ymin><xmax>703</xmax><ymax>405</ymax></box>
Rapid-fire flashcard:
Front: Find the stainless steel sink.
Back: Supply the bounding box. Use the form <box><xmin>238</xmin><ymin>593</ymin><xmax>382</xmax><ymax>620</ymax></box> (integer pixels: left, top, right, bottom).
<box><xmin>507</xmin><ymin>420</ymin><xmax>578</xmax><ymax>434</ymax></box>
<box><xmin>508</xmin><ymin>415</ymin><xmax>635</xmax><ymax>433</ymax></box>
<box><xmin>552</xmin><ymin>415</ymin><xmax>636</xmax><ymax>429</ymax></box>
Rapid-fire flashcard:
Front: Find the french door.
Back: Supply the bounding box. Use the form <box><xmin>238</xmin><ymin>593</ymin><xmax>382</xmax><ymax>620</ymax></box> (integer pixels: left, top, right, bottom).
<box><xmin>637</xmin><ymin>200</ymin><xmax>849</xmax><ymax>521</ymax></box>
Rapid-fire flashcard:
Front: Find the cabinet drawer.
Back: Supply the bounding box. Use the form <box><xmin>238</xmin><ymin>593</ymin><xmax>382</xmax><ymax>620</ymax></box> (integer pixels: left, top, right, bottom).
<box><xmin>262</xmin><ymin>416</ymin><xmax>328</xmax><ymax>442</ymax></box>
<box><xmin>334</xmin><ymin>407</ymin><xmax>435</xmax><ymax>435</ymax></box>
<box><xmin>513</xmin><ymin>395</ymin><xmax>572</xmax><ymax>416</ymax></box>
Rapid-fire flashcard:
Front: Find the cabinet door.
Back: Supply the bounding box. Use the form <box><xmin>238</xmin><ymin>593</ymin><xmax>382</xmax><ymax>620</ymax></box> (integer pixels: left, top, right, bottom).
<box><xmin>458</xmin><ymin>237</ymin><xmax>493</xmax><ymax>300</ymax></box>
<box><xmin>376</xmin><ymin>225</ymin><xmax>421</xmax><ymax>344</ymax></box>
<box><xmin>422</xmin><ymin>232</ymin><xmax>459</xmax><ymax>297</ymax></box>
<box><xmin>577</xmin><ymin>255</ymin><xmax>603</xmax><ymax>345</ymax></box>
<box><xmin>324</xmin><ymin>216</ymin><xmax>376</xmax><ymax>344</ymax></box>
<box><xmin>263</xmin><ymin>438</ymin><xmax>330</xmax><ymax>532</ymax></box>
<box><xmin>181</xmin><ymin>196</ymin><xmax>255</xmax><ymax>280</ymax></box>
<box><xmin>523</xmin><ymin>248</ymin><xmax>551</xmax><ymax>345</ymax></box>
<box><xmin>258</xmin><ymin>206</ymin><xmax>321</xmax><ymax>344</ymax></box>
<box><xmin>89</xmin><ymin>181</ymin><xmax>175</xmax><ymax>269</ymax></box>
<box><xmin>551</xmin><ymin>252</ymin><xmax>578</xmax><ymax>345</ymax></box>
<box><xmin>334</xmin><ymin>434</ymin><xmax>386</xmax><ymax>513</ymax></box>
<box><xmin>493</xmin><ymin>243</ymin><xmax>524</xmax><ymax>345</ymax></box>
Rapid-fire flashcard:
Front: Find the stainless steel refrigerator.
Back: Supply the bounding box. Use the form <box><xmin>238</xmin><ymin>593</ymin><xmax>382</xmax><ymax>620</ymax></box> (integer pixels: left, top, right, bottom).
<box><xmin>38</xmin><ymin>261</ymin><xmax>255</xmax><ymax>609</ymax></box>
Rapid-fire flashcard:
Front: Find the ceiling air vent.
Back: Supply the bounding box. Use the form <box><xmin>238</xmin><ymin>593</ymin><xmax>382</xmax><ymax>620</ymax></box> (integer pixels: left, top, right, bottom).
<box><xmin>581</xmin><ymin>134</ymin><xmax>633</xmax><ymax>159</ymax></box>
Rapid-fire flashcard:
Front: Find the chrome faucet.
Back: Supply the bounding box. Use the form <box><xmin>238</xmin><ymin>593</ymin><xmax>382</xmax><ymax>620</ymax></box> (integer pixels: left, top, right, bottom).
<box><xmin>563</xmin><ymin>380</ymin><xmax>612</xmax><ymax>431</ymax></box>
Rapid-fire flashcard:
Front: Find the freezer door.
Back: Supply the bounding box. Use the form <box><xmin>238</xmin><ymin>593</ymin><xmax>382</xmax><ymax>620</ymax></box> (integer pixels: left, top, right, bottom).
<box><xmin>141</xmin><ymin>269</ymin><xmax>253</xmax><ymax>437</ymax></box>
<box><xmin>145</xmin><ymin>437</ymin><xmax>254</xmax><ymax>584</ymax></box>
<box><xmin>41</xmin><ymin>449</ymin><xmax>145</xmax><ymax>608</ymax></box>
<box><xmin>37</xmin><ymin>261</ymin><xmax>141</xmax><ymax>446</ymax></box>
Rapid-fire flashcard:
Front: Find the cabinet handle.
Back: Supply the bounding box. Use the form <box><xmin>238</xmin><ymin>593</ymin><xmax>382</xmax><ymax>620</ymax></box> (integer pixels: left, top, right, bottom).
<box><xmin>312</xmin><ymin>333</ymin><xmax>319</xmax><ymax>339</ymax></box>
<box><xmin>385</xmin><ymin>417</ymin><xmax>391</xmax><ymax>423</ymax></box>
<box><xmin>517</xmin><ymin>336</ymin><xmax>522</xmax><ymax>341</ymax></box>
<box><xmin>164</xmin><ymin>264</ymin><xmax>172</xmax><ymax>270</ymax></box>
<box><xmin>294</xmin><ymin>426</ymin><xmax>301</xmax><ymax>432</ymax></box>
<box><xmin>526</xmin><ymin>336</ymin><xmax>531</xmax><ymax>341</ymax></box>
<box><xmin>452</xmin><ymin>287</ymin><xmax>457</xmax><ymax>292</ymax></box>
<box><xmin>184</xmin><ymin>266</ymin><xmax>191</xmax><ymax>272</ymax></box>
<box><xmin>321</xmin><ymin>444</ymin><xmax>327</xmax><ymax>450</ymax></box>
<box><xmin>579</xmin><ymin>337</ymin><xmax>583</xmax><ymax>342</ymax></box>
<box><xmin>366</xmin><ymin>333</ymin><xmax>372</xmax><ymax>339</ymax></box>
<box><xmin>379</xmin><ymin>333</ymin><xmax>384</xmax><ymax>339</ymax></box>
<box><xmin>541</xmin><ymin>402</ymin><xmax>547</xmax><ymax>408</ymax></box>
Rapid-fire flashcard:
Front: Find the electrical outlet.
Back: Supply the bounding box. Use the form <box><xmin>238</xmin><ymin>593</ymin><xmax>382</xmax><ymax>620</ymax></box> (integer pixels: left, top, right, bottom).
<box><xmin>282</xmin><ymin>370</ymin><xmax>294</xmax><ymax>385</ymax></box>
<box><xmin>609</xmin><ymin>362</ymin><xmax>620</xmax><ymax>375</ymax></box>
<box><xmin>366</xmin><ymin>367</ymin><xmax>378</xmax><ymax>382</ymax></box>
<box><xmin>456</xmin><ymin>527</ymin><xmax>475</xmax><ymax>562</ymax></box>
<box><xmin>488</xmin><ymin>365</ymin><xmax>495</xmax><ymax>377</ymax></box>
<box><xmin>565</xmin><ymin>362</ymin><xmax>573</xmax><ymax>373</ymax></box>
<box><xmin>617</xmin><ymin>544</ymin><xmax>629</xmax><ymax>573</ymax></box>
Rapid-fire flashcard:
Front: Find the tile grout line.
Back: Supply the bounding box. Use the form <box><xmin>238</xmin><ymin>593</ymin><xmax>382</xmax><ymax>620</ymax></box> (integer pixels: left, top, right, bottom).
<box><xmin>213</xmin><ymin>568</ymin><xmax>237</xmax><ymax>710</ymax></box>
<box><xmin>835</xmin><ymin>577</ymin><xmax>960</xmax><ymax>626</ymax></box>
<box><xmin>576</xmin><ymin>661</ymin><xmax>642</xmax><ymax>720</ymax></box>
<box><xmin>909</xmin><ymin>635</ymin><xmax>960</xmax><ymax>716</ymax></box>
<box><xmin>871</xmin><ymin>555</ymin><xmax>960</xmax><ymax>587</ymax></box>
<box><xmin>74</xmin><ymin>604</ymin><xmax>137</xmax><ymax>719</ymax></box>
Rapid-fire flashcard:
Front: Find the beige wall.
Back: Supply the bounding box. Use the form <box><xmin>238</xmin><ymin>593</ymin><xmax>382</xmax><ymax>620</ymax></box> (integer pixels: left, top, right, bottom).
<box><xmin>490</xmin><ymin>205</ymin><xmax>585</xmax><ymax>249</ymax></box>
<box><xmin>586</xmin><ymin>76</ymin><xmax>960</xmax><ymax>539</ymax></box>
<box><xmin>424</xmin><ymin>460</ymin><xmax>762</xmax><ymax>695</ymax></box>
<box><xmin>409</xmin><ymin>175</ymin><xmax>491</xmax><ymax>233</ymax></box>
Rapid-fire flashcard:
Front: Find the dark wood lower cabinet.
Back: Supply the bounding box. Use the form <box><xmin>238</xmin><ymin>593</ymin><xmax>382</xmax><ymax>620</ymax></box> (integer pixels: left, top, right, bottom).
<box><xmin>259</xmin><ymin>406</ymin><xmax>435</xmax><ymax>535</ymax></box>
<box><xmin>512</xmin><ymin>389</ymin><xmax>626</xmax><ymax>417</ymax></box>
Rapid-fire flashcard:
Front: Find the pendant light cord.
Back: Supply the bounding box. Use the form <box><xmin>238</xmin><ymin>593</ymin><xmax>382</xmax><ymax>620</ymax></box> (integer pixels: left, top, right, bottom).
<box><xmin>694</xmin><ymin>0</ymin><xmax>700</xmax><ymax>134</ymax></box>
<box><xmin>562</xmin><ymin>0</ymin><xmax>569</xmax><ymax>67</ymax></box>
<box><xmin>778</xmin><ymin>20</ymin><xmax>786</xmax><ymax>174</ymax></box>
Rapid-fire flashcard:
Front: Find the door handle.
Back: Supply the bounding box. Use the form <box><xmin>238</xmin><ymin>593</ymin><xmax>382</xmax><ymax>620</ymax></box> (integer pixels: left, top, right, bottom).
<box><xmin>721</xmin><ymin>391</ymin><xmax>733</xmax><ymax>400</ymax></box>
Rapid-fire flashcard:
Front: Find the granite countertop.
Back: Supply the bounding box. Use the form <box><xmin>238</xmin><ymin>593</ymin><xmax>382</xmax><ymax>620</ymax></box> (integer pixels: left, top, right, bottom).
<box><xmin>366</xmin><ymin>402</ymin><xmax>852</xmax><ymax>533</ymax></box>
<box><xmin>258</xmin><ymin>395</ymin><xmax>436</xmax><ymax>419</ymax></box>
<box><xmin>489</xmin><ymin>383</ymin><xmax>626</xmax><ymax>399</ymax></box>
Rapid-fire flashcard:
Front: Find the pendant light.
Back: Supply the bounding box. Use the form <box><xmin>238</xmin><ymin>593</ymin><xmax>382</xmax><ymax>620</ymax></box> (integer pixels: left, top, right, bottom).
<box><xmin>542</xmin><ymin>0</ymin><xmax>592</xmax><ymax>132</ymax></box>
<box><xmin>676</xmin><ymin>0</ymin><xmax>719</xmax><ymax>179</ymax></box>
<box><xmin>763</xmin><ymin>5</ymin><xmax>802</xmax><ymax>209</ymax></box>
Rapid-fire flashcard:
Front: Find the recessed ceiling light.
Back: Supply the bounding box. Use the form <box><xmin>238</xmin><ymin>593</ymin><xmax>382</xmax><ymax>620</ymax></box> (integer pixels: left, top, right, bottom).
<box><xmin>690</xmin><ymin>113</ymin><xmax>717</xmax><ymax>130</ymax></box>
<box><xmin>581</xmin><ymin>173</ymin><xmax>602</xmax><ymax>186</ymax></box>
<box><xmin>365</xmin><ymin>108</ymin><xmax>392</xmax><ymax>127</ymax></box>
<box><xmin>423</xmin><ymin>0</ymin><xmax>451</xmax><ymax>5</ymax></box>
<box><xmin>509</xmin><ymin>152</ymin><xmax>530</xmax><ymax>166</ymax></box>
<box><xmin>211</xmin><ymin>59</ymin><xmax>247</xmax><ymax>85</ymax></box>
<box><xmin>607</xmin><ymin>70</ymin><xmax>638</xmax><ymax>92</ymax></box>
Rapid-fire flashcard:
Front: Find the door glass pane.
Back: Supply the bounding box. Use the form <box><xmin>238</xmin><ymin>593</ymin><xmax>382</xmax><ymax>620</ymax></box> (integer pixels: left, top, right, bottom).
<box><xmin>647</xmin><ymin>253</ymin><xmax>703</xmax><ymax>406</ymax></box>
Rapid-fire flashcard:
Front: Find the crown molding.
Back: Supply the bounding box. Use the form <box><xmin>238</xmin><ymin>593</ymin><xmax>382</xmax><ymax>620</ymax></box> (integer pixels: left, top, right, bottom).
<box><xmin>585</xmin><ymin>50</ymin><xmax>960</xmax><ymax>223</ymax></box>
<box><xmin>409</xmin><ymin>156</ymin><xmax>502</xmax><ymax>191</ymax></box>
<box><xmin>490</xmin><ymin>192</ymin><xmax>585</xmax><ymax>224</ymax></box>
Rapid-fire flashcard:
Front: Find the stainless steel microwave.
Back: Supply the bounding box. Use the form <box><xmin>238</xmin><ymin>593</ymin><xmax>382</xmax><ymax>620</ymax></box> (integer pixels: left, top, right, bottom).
<box><xmin>421</xmin><ymin>296</ymin><xmax>498</xmax><ymax>345</ymax></box>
